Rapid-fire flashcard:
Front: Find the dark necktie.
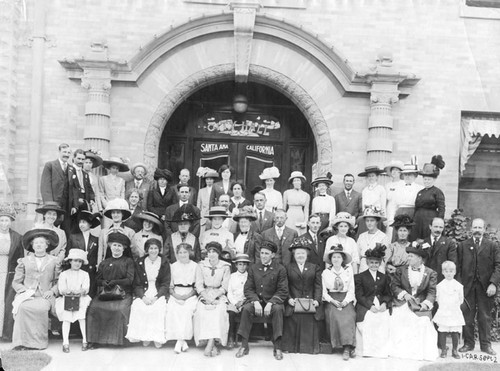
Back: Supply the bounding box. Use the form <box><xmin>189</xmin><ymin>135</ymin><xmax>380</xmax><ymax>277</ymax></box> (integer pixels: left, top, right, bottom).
<box><xmin>263</xmin><ymin>264</ymin><xmax>270</xmax><ymax>271</ymax></box>
<box><xmin>475</xmin><ymin>238</ymin><xmax>480</xmax><ymax>247</ymax></box>
<box><xmin>346</xmin><ymin>191</ymin><xmax>351</xmax><ymax>199</ymax></box>
<box><xmin>259</xmin><ymin>211</ymin><xmax>263</xmax><ymax>227</ymax></box>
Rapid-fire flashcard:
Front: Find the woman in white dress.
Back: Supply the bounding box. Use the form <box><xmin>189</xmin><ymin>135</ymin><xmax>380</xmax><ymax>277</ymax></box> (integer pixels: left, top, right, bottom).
<box><xmin>193</xmin><ymin>242</ymin><xmax>231</xmax><ymax>357</ymax></box>
<box><xmin>283</xmin><ymin>171</ymin><xmax>310</xmax><ymax>235</ymax></box>
<box><xmin>34</xmin><ymin>202</ymin><xmax>67</xmax><ymax>261</ymax></box>
<box><xmin>165</xmin><ymin>243</ymin><xmax>203</xmax><ymax>353</ymax></box>
<box><xmin>354</xmin><ymin>244</ymin><xmax>392</xmax><ymax>358</ymax></box>
<box><xmin>126</xmin><ymin>238</ymin><xmax>170</xmax><ymax>348</ymax></box>
<box><xmin>55</xmin><ymin>249</ymin><xmax>92</xmax><ymax>353</ymax></box>
<box><xmin>357</xmin><ymin>207</ymin><xmax>390</xmax><ymax>273</ymax></box>
<box><xmin>310</xmin><ymin>176</ymin><xmax>336</xmax><ymax>233</ymax></box>
<box><xmin>357</xmin><ymin>166</ymin><xmax>387</xmax><ymax>235</ymax></box>
<box><xmin>324</xmin><ymin>212</ymin><xmax>359</xmax><ymax>273</ymax></box>
<box><xmin>389</xmin><ymin>240</ymin><xmax>438</xmax><ymax>361</ymax></box>
<box><xmin>259</xmin><ymin>166</ymin><xmax>283</xmax><ymax>212</ymax></box>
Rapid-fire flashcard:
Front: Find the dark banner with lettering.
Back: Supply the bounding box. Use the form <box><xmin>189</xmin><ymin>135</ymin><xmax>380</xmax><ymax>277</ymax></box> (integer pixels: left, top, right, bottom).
<box><xmin>196</xmin><ymin>112</ymin><xmax>281</xmax><ymax>138</ymax></box>
<box><xmin>245</xmin><ymin>144</ymin><xmax>275</xmax><ymax>158</ymax></box>
<box><xmin>199</xmin><ymin>142</ymin><xmax>231</xmax><ymax>156</ymax></box>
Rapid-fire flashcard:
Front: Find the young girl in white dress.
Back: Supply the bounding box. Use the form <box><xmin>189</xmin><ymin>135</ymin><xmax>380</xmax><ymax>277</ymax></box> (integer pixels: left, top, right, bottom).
<box><xmin>55</xmin><ymin>249</ymin><xmax>92</xmax><ymax>353</ymax></box>
<box><xmin>433</xmin><ymin>261</ymin><xmax>465</xmax><ymax>359</ymax></box>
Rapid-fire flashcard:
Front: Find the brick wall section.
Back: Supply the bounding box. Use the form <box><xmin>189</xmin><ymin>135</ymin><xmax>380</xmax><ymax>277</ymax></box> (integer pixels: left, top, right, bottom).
<box><xmin>6</xmin><ymin>0</ymin><xmax>500</xmax><ymax>222</ymax></box>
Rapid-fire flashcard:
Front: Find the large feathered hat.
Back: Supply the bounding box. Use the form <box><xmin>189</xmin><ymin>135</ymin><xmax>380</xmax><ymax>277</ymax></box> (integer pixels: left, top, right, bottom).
<box><xmin>390</xmin><ymin>214</ymin><xmax>415</xmax><ymax>229</ymax></box>
<box><xmin>365</xmin><ymin>243</ymin><xmax>386</xmax><ymax>261</ymax></box>
<box><xmin>406</xmin><ymin>239</ymin><xmax>431</xmax><ymax>259</ymax></box>
<box><xmin>419</xmin><ymin>155</ymin><xmax>445</xmax><ymax>178</ymax></box>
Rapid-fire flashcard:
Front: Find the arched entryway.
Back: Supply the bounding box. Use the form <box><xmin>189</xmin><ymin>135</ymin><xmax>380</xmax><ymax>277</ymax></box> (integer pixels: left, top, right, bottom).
<box><xmin>159</xmin><ymin>81</ymin><xmax>316</xmax><ymax>197</ymax></box>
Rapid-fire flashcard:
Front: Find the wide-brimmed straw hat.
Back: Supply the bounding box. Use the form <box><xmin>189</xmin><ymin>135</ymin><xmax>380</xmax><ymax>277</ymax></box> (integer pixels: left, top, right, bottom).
<box><xmin>332</xmin><ymin>212</ymin><xmax>356</xmax><ymax>228</ymax></box>
<box><xmin>288</xmin><ymin>171</ymin><xmax>306</xmax><ymax>183</ymax></box>
<box><xmin>130</xmin><ymin>162</ymin><xmax>148</xmax><ymax>176</ymax></box>
<box><xmin>77</xmin><ymin>210</ymin><xmax>101</xmax><ymax>229</ymax></box>
<box><xmin>259</xmin><ymin>167</ymin><xmax>280</xmax><ymax>180</ymax></box>
<box><xmin>390</xmin><ymin>214</ymin><xmax>415</xmax><ymax>229</ymax></box>
<box><xmin>288</xmin><ymin>236</ymin><xmax>312</xmax><ymax>252</ymax></box>
<box><xmin>365</xmin><ymin>243</ymin><xmax>386</xmax><ymax>261</ymax></box>
<box><xmin>103</xmin><ymin>198</ymin><xmax>132</xmax><ymax>219</ymax></box>
<box><xmin>65</xmin><ymin>248</ymin><xmax>89</xmax><ymax>265</ymax></box>
<box><xmin>36</xmin><ymin>202</ymin><xmax>66</xmax><ymax>217</ymax></box>
<box><xmin>103</xmin><ymin>157</ymin><xmax>129</xmax><ymax>172</ymax></box>
<box><xmin>311</xmin><ymin>176</ymin><xmax>333</xmax><ymax>188</ymax></box>
<box><xmin>361</xmin><ymin>206</ymin><xmax>386</xmax><ymax>221</ymax></box>
<box><xmin>233</xmin><ymin>253</ymin><xmax>251</xmax><ymax>264</ymax></box>
<box><xmin>358</xmin><ymin>165</ymin><xmax>384</xmax><ymax>177</ymax></box>
<box><xmin>154</xmin><ymin>168</ymin><xmax>173</xmax><ymax>182</ymax></box>
<box><xmin>85</xmin><ymin>151</ymin><xmax>103</xmax><ymax>168</ymax></box>
<box><xmin>196</xmin><ymin>167</ymin><xmax>219</xmax><ymax>179</ymax></box>
<box><xmin>0</xmin><ymin>203</ymin><xmax>16</xmax><ymax>221</ymax></box>
<box><xmin>205</xmin><ymin>206</ymin><xmax>230</xmax><ymax>219</ymax></box>
<box><xmin>325</xmin><ymin>244</ymin><xmax>352</xmax><ymax>265</ymax></box>
<box><xmin>406</xmin><ymin>239</ymin><xmax>431</xmax><ymax>259</ymax></box>
<box><xmin>233</xmin><ymin>206</ymin><xmax>257</xmax><ymax>221</ymax></box>
<box><xmin>170</xmin><ymin>204</ymin><xmax>200</xmax><ymax>223</ymax></box>
<box><xmin>401</xmin><ymin>163</ymin><xmax>419</xmax><ymax>175</ymax></box>
<box><xmin>23</xmin><ymin>229</ymin><xmax>59</xmax><ymax>253</ymax></box>
<box><xmin>383</xmin><ymin>160</ymin><xmax>404</xmax><ymax>175</ymax></box>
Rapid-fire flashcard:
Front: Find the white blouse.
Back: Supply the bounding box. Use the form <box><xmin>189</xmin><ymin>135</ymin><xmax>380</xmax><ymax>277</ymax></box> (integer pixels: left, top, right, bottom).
<box><xmin>324</xmin><ymin>235</ymin><xmax>360</xmax><ymax>266</ymax></box>
<box><xmin>322</xmin><ymin>265</ymin><xmax>355</xmax><ymax>304</ymax></box>
<box><xmin>261</xmin><ymin>188</ymin><xmax>283</xmax><ymax>212</ymax></box>
<box><xmin>227</xmin><ymin>271</ymin><xmax>248</xmax><ymax>305</ymax></box>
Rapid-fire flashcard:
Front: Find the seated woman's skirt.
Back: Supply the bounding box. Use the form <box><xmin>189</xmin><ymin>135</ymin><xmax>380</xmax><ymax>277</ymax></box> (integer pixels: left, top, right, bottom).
<box><xmin>126</xmin><ymin>297</ymin><xmax>167</xmax><ymax>344</ymax></box>
<box><xmin>389</xmin><ymin>304</ymin><xmax>438</xmax><ymax>361</ymax></box>
<box><xmin>12</xmin><ymin>296</ymin><xmax>53</xmax><ymax>349</ymax></box>
<box><xmin>324</xmin><ymin>292</ymin><xmax>356</xmax><ymax>348</ymax></box>
<box><xmin>193</xmin><ymin>299</ymin><xmax>229</xmax><ymax>346</ymax></box>
<box><xmin>165</xmin><ymin>294</ymin><xmax>197</xmax><ymax>341</ymax></box>
<box><xmin>87</xmin><ymin>294</ymin><xmax>133</xmax><ymax>345</ymax></box>
<box><xmin>283</xmin><ymin>312</ymin><xmax>320</xmax><ymax>354</ymax></box>
<box><xmin>356</xmin><ymin>310</ymin><xmax>391</xmax><ymax>358</ymax></box>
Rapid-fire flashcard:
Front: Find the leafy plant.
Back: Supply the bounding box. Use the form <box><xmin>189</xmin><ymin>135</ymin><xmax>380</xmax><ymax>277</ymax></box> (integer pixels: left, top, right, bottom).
<box><xmin>444</xmin><ymin>209</ymin><xmax>471</xmax><ymax>242</ymax></box>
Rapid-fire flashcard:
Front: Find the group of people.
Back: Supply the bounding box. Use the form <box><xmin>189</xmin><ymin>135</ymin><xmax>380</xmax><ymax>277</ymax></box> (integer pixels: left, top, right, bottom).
<box><xmin>0</xmin><ymin>144</ymin><xmax>498</xmax><ymax>362</ymax></box>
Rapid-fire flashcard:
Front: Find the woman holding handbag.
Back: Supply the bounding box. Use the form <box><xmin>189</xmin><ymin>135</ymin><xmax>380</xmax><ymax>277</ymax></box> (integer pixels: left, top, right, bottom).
<box><xmin>87</xmin><ymin>232</ymin><xmax>135</xmax><ymax>348</ymax></box>
<box><xmin>322</xmin><ymin>244</ymin><xmax>356</xmax><ymax>361</ymax></box>
<box><xmin>55</xmin><ymin>249</ymin><xmax>92</xmax><ymax>353</ymax></box>
<box><xmin>283</xmin><ymin>236</ymin><xmax>322</xmax><ymax>354</ymax></box>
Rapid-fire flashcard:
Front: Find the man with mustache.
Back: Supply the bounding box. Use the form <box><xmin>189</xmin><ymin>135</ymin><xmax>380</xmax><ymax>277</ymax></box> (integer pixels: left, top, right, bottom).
<box><xmin>40</xmin><ymin>143</ymin><xmax>73</xmax><ymax>234</ymax></box>
<box><xmin>457</xmin><ymin>218</ymin><xmax>500</xmax><ymax>356</ymax></box>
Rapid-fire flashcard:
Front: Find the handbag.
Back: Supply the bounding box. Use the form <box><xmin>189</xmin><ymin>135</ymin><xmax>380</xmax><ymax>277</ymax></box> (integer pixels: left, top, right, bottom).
<box><xmin>293</xmin><ymin>298</ymin><xmax>316</xmax><ymax>314</ymax></box>
<box><xmin>64</xmin><ymin>294</ymin><xmax>80</xmax><ymax>311</ymax></box>
<box><xmin>98</xmin><ymin>284</ymin><xmax>126</xmax><ymax>301</ymax></box>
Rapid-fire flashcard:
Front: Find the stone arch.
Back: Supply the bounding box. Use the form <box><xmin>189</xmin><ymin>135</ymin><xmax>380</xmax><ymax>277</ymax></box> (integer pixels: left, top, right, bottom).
<box><xmin>143</xmin><ymin>64</ymin><xmax>333</xmax><ymax>175</ymax></box>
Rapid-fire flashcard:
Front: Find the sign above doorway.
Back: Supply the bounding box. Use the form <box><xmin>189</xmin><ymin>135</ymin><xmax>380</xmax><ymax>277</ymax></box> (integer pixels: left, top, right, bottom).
<box><xmin>197</xmin><ymin>112</ymin><xmax>281</xmax><ymax>138</ymax></box>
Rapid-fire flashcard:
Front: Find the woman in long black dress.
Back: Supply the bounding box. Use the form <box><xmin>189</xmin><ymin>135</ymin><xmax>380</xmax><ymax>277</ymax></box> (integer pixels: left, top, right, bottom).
<box><xmin>412</xmin><ymin>155</ymin><xmax>445</xmax><ymax>240</ymax></box>
<box><xmin>283</xmin><ymin>237</ymin><xmax>322</xmax><ymax>354</ymax></box>
<box><xmin>0</xmin><ymin>205</ymin><xmax>24</xmax><ymax>341</ymax></box>
<box><xmin>87</xmin><ymin>232</ymin><xmax>135</xmax><ymax>347</ymax></box>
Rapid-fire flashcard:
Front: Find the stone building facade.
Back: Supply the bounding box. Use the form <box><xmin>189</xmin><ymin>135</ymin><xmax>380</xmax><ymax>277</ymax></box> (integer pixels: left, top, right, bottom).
<box><xmin>1</xmin><ymin>0</ymin><xmax>500</xmax><ymax>230</ymax></box>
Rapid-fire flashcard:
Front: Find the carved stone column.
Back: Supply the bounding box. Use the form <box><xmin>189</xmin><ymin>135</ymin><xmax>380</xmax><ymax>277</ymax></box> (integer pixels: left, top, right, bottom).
<box><xmin>230</xmin><ymin>2</ymin><xmax>261</xmax><ymax>83</ymax></box>
<box><xmin>361</xmin><ymin>51</ymin><xmax>418</xmax><ymax>169</ymax></box>
<box><xmin>80</xmin><ymin>43</ymin><xmax>112</xmax><ymax>159</ymax></box>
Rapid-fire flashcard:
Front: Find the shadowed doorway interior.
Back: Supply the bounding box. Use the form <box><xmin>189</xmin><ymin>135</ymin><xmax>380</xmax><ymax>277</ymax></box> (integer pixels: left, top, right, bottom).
<box><xmin>158</xmin><ymin>81</ymin><xmax>316</xmax><ymax>198</ymax></box>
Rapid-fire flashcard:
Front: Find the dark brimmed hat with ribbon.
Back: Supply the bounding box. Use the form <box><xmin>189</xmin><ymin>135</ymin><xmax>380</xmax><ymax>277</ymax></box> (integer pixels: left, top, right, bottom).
<box><xmin>365</xmin><ymin>243</ymin><xmax>386</xmax><ymax>261</ymax></box>
<box><xmin>36</xmin><ymin>201</ymin><xmax>66</xmax><ymax>217</ymax></box>
<box><xmin>205</xmin><ymin>206</ymin><xmax>230</xmax><ymax>219</ymax></box>
<box><xmin>390</xmin><ymin>214</ymin><xmax>415</xmax><ymax>229</ymax></box>
<box><xmin>23</xmin><ymin>229</ymin><xmax>59</xmax><ymax>253</ymax></box>
<box><xmin>419</xmin><ymin>155</ymin><xmax>445</xmax><ymax>178</ymax></box>
<box><xmin>406</xmin><ymin>239</ymin><xmax>431</xmax><ymax>259</ymax></box>
<box><xmin>77</xmin><ymin>210</ymin><xmax>101</xmax><ymax>229</ymax></box>
<box><xmin>103</xmin><ymin>156</ymin><xmax>129</xmax><ymax>172</ymax></box>
<box><xmin>135</xmin><ymin>211</ymin><xmax>163</xmax><ymax>233</ymax></box>
<box><xmin>358</xmin><ymin>165</ymin><xmax>384</xmax><ymax>177</ymax></box>
<box><xmin>170</xmin><ymin>204</ymin><xmax>200</xmax><ymax>223</ymax></box>
<box><xmin>325</xmin><ymin>243</ymin><xmax>352</xmax><ymax>265</ymax></box>
<box><xmin>85</xmin><ymin>150</ymin><xmax>103</xmax><ymax>168</ymax></box>
<box><xmin>107</xmin><ymin>230</ymin><xmax>131</xmax><ymax>249</ymax></box>
<box><xmin>311</xmin><ymin>175</ymin><xmax>333</xmax><ymax>188</ymax></box>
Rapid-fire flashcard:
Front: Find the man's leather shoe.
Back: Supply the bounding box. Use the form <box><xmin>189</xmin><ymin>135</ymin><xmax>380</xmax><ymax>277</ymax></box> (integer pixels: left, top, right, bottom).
<box><xmin>481</xmin><ymin>346</ymin><xmax>496</xmax><ymax>356</ymax></box>
<box><xmin>274</xmin><ymin>349</ymin><xmax>283</xmax><ymax>360</ymax></box>
<box><xmin>235</xmin><ymin>347</ymin><xmax>249</xmax><ymax>358</ymax></box>
<box><xmin>458</xmin><ymin>345</ymin><xmax>474</xmax><ymax>353</ymax></box>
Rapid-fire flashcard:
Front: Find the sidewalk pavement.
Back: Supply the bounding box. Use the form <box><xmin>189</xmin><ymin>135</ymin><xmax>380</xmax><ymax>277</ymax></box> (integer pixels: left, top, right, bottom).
<box><xmin>1</xmin><ymin>339</ymin><xmax>498</xmax><ymax>371</ymax></box>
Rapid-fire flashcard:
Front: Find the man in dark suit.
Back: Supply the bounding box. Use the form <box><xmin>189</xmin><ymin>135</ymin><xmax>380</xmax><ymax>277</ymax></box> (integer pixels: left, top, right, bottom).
<box><xmin>236</xmin><ymin>241</ymin><xmax>288</xmax><ymax>360</ymax></box>
<box><xmin>334</xmin><ymin>174</ymin><xmax>363</xmax><ymax>219</ymax></box>
<box><xmin>262</xmin><ymin>209</ymin><xmax>298</xmax><ymax>266</ymax></box>
<box><xmin>67</xmin><ymin>211</ymin><xmax>100</xmax><ymax>297</ymax></box>
<box><xmin>164</xmin><ymin>185</ymin><xmax>200</xmax><ymax>238</ymax></box>
<box><xmin>68</xmin><ymin>150</ymin><xmax>95</xmax><ymax>230</ymax></box>
<box><xmin>458</xmin><ymin>218</ymin><xmax>500</xmax><ymax>355</ymax></box>
<box><xmin>251</xmin><ymin>191</ymin><xmax>274</xmax><ymax>234</ymax></box>
<box><xmin>298</xmin><ymin>214</ymin><xmax>326</xmax><ymax>270</ymax></box>
<box><xmin>174</xmin><ymin>168</ymin><xmax>197</xmax><ymax>205</ymax></box>
<box><xmin>125</xmin><ymin>163</ymin><xmax>152</xmax><ymax>210</ymax></box>
<box><xmin>233</xmin><ymin>207</ymin><xmax>263</xmax><ymax>263</ymax></box>
<box><xmin>40</xmin><ymin>143</ymin><xmax>73</xmax><ymax>234</ymax></box>
<box><xmin>424</xmin><ymin>217</ymin><xmax>457</xmax><ymax>283</ymax></box>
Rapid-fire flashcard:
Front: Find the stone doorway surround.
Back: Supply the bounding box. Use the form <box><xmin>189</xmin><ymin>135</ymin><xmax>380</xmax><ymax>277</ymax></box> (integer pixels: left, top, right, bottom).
<box><xmin>59</xmin><ymin>10</ymin><xmax>420</xmax><ymax>178</ymax></box>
